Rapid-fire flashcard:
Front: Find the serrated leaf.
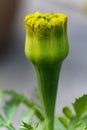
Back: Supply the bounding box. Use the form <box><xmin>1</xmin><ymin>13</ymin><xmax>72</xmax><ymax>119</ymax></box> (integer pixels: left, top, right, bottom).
<box><xmin>67</xmin><ymin>117</ymin><xmax>79</xmax><ymax>130</ymax></box>
<box><xmin>73</xmin><ymin>95</ymin><xmax>87</xmax><ymax>117</ymax></box>
<box><xmin>3</xmin><ymin>90</ymin><xmax>43</xmax><ymax>121</ymax></box>
<box><xmin>67</xmin><ymin>116</ymin><xmax>87</xmax><ymax>130</ymax></box>
<box><xmin>4</xmin><ymin>98</ymin><xmax>20</xmax><ymax>123</ymax></box>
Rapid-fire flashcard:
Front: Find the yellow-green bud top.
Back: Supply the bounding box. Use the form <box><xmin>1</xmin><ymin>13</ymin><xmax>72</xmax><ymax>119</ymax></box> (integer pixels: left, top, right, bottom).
<box><xmin>24</xmin><ymin>12</ymin><xmax>69</xmax><ymax>65</ymax></box>
<box><xmin>25</xmin><ymin>12</ymin><xmax>67</xmax><ymax>32</ymax></box>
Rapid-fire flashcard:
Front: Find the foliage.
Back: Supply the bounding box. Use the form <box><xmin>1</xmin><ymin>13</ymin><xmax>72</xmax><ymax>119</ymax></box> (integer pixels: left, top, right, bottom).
<box><xmin>0</xmin><ymin>90</ymin><xmax>87</xmax><ymax>130</ymax></box>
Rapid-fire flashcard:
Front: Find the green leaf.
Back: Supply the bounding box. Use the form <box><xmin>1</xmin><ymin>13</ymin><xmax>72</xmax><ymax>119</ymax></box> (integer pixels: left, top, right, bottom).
<box><xmin>73</xmin><ymin>95</ymin><xmax>87</xmax><ymax>117</ymax></box>
<box><xmin>21</xmin><ymin>120</ymin><xmax>45</xmax><ymax>130</ymax></box>
<box><xmin>7</xmin><ymin>124</ymin><xmax>16</xmax><ymax>130</ymax></box>
<box><xmin>4</xmin><ymin>98</ymin><xmax>20</xmax><ymax>124</ymax></box>
<box><xmin>3</xmin><ymin>90</ymin><xmax>43</xmax><ymax>121</ymax></box>
<box><xmin>55</xmin><ymin>117</ymin><xmax>66</xmax><ymax>130</ymax></box>
<box><xmin>34</xmin><ymin>122</ymin><xmax>45</xmax><ymax>130</ymax></box>
<box><xmin>21</xmin><ymin>122</ymin><xmax>35</xmax><ymax>130</ymax></box>
<box><xmin>20</xmin><ymin>109</ymin><xmax>34</xmax><ymax>125</ymax></box>
<box><xmin>58</xmin><ymin>95</ymin><xmax>87</xmax><ymax>130</ymax></box>
<box><xmin>63</xmin><ymin>106</ymin><xmax>73</xmax><ymax>119</ymax></box>
<box><xmin>58</xmin><ymin>116</ymin><xmax>68</xmax><ymax>128</ymax></box>
<box><xmin>0</xmin><ymin>115</ymin><xmax>6</xmax><ymax>127</ymax></box>
<box><xmin>0</xmin><ymin>90</ymin><xmax>4</xmax><ymax>106</ymax></box>
<box><xmin>0</xmin><ymin>115</ymin><xmax>16</xmax><ymax>130</ymax></box>
<box><xmin>67</xmin><ymin>116</ymin><xmax>87</xmax><ymax>130</ymax></box>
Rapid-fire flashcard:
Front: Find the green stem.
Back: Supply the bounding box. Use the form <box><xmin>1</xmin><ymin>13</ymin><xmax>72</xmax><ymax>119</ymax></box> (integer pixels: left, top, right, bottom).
<box><xmin>24</xmin><ymin>12</ymin><xmax>69</xmax><ymax>130</ymax></box>
<box><xmin>34</xmin><ymin>63</ymin><xmax>62</xmax><ymax>130</ymax></box>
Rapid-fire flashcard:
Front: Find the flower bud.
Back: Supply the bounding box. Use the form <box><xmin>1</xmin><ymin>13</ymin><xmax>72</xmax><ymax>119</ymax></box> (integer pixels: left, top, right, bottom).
<box><xmin>25</xmin><ymin>12</ymin><xmax>68</xmax><ymax>66</ymax></box>
<box><xmin>24</xmin><ymin>12</ymin><xmax>69</xmax><ymax>130</ymax></box>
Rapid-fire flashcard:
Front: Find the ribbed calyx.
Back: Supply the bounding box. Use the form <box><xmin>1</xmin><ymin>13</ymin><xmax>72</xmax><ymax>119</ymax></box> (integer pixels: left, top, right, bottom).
<box><xmin>25</xmin><ymin>12</ymin><xmax>68</xmax><ymax>65</ymax></box>
<box><xmin>24</xmin><ymin>12</ymin><xmax>69</xmax><ymax>130</ymax></box>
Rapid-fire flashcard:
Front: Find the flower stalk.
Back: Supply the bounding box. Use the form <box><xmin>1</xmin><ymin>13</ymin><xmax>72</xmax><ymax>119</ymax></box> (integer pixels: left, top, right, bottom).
<box><xmin>24</xmin><ymin>12</ymin><xmax>69</xmax><ymax>130</ymax></box>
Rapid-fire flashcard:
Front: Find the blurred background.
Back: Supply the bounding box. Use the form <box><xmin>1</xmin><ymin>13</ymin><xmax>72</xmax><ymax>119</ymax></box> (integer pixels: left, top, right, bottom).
<box><xmin>0</xmin><ymin>0</ymin><xmax>87</xmax><ymax>121</ymax></box>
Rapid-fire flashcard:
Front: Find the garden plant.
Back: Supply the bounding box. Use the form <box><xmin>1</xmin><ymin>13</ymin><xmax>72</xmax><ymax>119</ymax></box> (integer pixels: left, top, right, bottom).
<box><xmin>0</xmin><ymin>12</ymin><xmax>87</xmax><ymax>130</ymax></box>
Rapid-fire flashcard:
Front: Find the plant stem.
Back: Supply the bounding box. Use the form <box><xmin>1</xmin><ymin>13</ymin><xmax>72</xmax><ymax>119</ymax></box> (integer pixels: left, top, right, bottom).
<box><xmin>24</xmin><ymin>12</ymin><xmax>69</xmax><ymax>130</ymax></box>
<box><xmin>34</xmin><ymin>63</ymin><xmax>62</xmax><ymax>130</ymax></box>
